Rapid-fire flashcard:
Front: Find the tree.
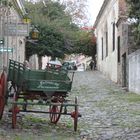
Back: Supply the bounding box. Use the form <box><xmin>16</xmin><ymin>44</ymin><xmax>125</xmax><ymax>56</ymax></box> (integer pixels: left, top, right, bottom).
<box><xmin>25</xmin><ymin>0</ymin><xmax>79</xmax><ymax>69</ymax></box>
<box><xmin>61</xmin><ymin>0</ymin><xmax>89</xmax><ymax>26</ymax></box>
<box><xmin>73</xmin><ymin>28</ymin><xmax>96</xmax><ymax>60</ymax></box>
<box><xmin>126</xmin><ymin>0</ymin><xmax>140</xmax><ymax>46</ymax></box>
<box><xmin>25</xmin><ymin>0</ymin><xmax>96</xmax><ymax>69</ymax></box>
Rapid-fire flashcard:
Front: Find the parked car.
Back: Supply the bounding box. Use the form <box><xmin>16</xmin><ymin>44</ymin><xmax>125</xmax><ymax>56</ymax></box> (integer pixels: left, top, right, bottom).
<box><xmin>77</xmin><ymin>63</ymin><xmax>85</xmax><ymax>71</ymax></box>
<box><xmin>46</xmin><ymin>60</ymin><xmax>62</xmax><ymax>69</ymax></box>
<box><xmin>62</xmin><ymin>61</ymin><xmax>77</xmax><ymax>70</ymax></box>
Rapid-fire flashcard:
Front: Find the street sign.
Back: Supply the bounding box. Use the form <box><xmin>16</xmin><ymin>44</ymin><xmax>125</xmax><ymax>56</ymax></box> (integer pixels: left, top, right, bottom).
<box><xmin>4</xmin><ymin>23</ymin><xmax>29</xmax><ymax>36</ymax></box>
<box><xmin>0</xmin><ymin>47</ymin><xmax>13</xmax><ymax>52</ymax></box>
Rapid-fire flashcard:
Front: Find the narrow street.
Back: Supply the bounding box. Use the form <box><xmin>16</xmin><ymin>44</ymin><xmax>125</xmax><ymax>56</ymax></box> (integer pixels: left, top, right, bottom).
<box><xmin>71</xmin><ymin>71</ymin><xmax>140</xmax><ymax>139</ymax></box>
<box><xmin>0</xmin><ymin>71</ymin><xmax>140</xmax><ymax>140</ymax></box>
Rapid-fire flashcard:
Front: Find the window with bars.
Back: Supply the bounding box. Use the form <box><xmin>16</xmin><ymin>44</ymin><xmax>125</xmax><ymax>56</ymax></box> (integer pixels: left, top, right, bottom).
<box><xmin>102</xmin><ymin>37</ymin><xmax>103</xmax><ymax>60</ymax></box>
<box><xmin>106</xmin><ymin>31</ymin><xmax>108</xmax><ymax>57</ymax></box>
<box><xmin>112</xmin><ymin>22</ymin><xmax>115</xmax><ymax>51</ymax></box>
<box><xmin>117</xmin><ymin>36</ymin><xmax>120</xmax><ymax>63</ymax></box>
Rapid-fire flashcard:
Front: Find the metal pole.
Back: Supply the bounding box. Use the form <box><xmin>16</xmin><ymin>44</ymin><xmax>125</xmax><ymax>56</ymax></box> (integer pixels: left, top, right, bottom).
<box><xmin>16</xmin><ymin>17</ymin><xmax>18</xmax><ymax>61</ymax></box>
<box><xmin>0</xmin><ymin>2</ymin><xmax>3</xmax><ymax>71</ymax></box>
<box><xmin>6</xmin><ymin>2</ymin><xmax>9</xmax><ymax>68</ymax></box>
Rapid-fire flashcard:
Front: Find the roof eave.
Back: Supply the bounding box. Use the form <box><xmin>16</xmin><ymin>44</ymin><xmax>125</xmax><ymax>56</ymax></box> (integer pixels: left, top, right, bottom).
<box><xmin>13</xmin><ymin>0</ymin><xmax>27</xmax><ymax>17</ymax></box>
<box><xmin>94</xmin><ymin>0</ymin><xmax>110</xmax><ymax>27</ymax></box>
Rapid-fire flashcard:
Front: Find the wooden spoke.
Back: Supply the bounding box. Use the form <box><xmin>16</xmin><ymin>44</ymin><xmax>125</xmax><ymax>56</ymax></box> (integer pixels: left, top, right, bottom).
<box><xmin>49</xmin><ymin>104</ymin><xmax>63</xmax><ymax>124</ymax></box>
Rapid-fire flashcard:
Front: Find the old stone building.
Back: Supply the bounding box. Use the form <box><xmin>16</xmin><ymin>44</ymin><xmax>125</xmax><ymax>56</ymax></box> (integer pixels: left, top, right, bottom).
<box><xmin>94</xmin><ymin>0</ymin><xmax>140</xmax><ymax>94</ymax></box>
<box><xmin>0</xmin><ymin>0</ymin><xmax>29</xmax><ymax>71</ymax></box>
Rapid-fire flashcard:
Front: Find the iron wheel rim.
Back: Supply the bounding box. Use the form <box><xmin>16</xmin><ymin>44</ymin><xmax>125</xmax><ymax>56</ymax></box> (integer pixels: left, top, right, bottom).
<box><xmin>0</xmin><ymin>71</ymin><xmax>7</xmax><ymax>119</ymax></box>
<box><xmin>49</xmin><ymin>104</ymin><xmax>63</xmax><ymax>124</ymax></box>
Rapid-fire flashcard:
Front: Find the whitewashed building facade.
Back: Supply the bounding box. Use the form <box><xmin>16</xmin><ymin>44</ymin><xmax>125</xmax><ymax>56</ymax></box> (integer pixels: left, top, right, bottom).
<box><xmin>94</xmin><ymin>0</ymin><xmax>120</xmax><ymax>82</ymax></box>
<box><xmin>94</xmin><ymin>0</ymin><xmax>140</xmax><ymax>94</ymax></box>
<box><xmin>0</xmin><ymin>0</ymin><xmax>29</xmax><ymax>71</ymax></box>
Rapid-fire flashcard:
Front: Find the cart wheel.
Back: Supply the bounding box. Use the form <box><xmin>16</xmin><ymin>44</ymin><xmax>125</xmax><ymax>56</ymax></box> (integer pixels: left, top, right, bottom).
<box><xmin>71</xmin><ymin>97</ymin><xmax>78</xmax><ymax>131</ymax></box>
<box><xmin>0</xmin><ymin>71</ymin><xmax>7</xmax><ymax>120</ymax></box>
<box><xmin>49</xmin><ymin>104</ymin><xmax>63</xmax><ymax>124</ymax></box>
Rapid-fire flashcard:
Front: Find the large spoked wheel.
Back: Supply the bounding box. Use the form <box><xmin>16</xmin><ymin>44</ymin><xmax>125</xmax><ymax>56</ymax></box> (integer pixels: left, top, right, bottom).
<box><xmin>74</xmin><ymin>97</ymin><xmax>78</xmax><ymax>131</ymax></box>
<box><xmin>0</xmin><ymin>71</ymin><xmax>7</xmax><ymax>120</ymax></box>
<box><xmin>49</xmin><ymin>103</ymin><xmax>63</xmax><ymax>124</ymax></box>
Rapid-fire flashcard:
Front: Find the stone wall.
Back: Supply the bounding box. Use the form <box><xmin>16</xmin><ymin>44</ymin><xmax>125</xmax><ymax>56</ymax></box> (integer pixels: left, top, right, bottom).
<box><xmin>128</xmin><ymin>49</ymin><xmax>140</xmax><ymax>94</ymax></box>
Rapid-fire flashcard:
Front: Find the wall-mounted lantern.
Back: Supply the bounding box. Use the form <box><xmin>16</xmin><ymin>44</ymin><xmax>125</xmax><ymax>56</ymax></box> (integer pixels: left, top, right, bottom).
<box><xmin>31</xmin><ymin>28</ymin><xmax>39</xmax><ymax>40</ymax></box>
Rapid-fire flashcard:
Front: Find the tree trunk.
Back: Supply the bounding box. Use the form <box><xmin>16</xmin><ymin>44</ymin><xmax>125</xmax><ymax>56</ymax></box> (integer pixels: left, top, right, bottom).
<box><xmin>38</xmin><ymin>55</ymin><xmax>42</xmax><ymax>70</ymax></box>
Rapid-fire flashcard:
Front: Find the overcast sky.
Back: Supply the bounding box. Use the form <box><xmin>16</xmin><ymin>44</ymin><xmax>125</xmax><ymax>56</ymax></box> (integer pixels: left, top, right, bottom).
<box><xmin>87</xmin><ymin>0</ymin><xmax>104</xmax><ymax>25</ymax></box>
<box><xmin>28</xmin><ymin>0</ymin><xmax>104</xmax><ymax>26</ymax></box>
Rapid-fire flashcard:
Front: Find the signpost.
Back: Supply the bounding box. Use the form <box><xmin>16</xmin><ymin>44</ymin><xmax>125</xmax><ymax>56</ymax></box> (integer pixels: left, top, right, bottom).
<box><xmin>0</xmin><ymin>47</ymin><xmax>13</xmax><ymax>52</ymax></box>
<box><xmin>4</xmin><ymin>23</ymin><xmax>29</xmax><ymax>36</ymax></box>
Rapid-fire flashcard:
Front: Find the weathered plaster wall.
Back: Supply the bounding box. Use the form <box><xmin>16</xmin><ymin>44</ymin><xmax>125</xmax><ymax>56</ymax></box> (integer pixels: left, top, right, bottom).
<box><xmin>7</xmin><ymin>7</ymin><xmax>26</xmax><ymax>63</ymax></box>
<box><xmin>128</xmin><ymin>49</ymin><xmax>140</xmax><ymax>94</ymax></box>
<box><xmin>0</xmin><ymin>5</ymin><xmax>26</xmax><ymax>69</ymax></box>
<box><xmin>96</xmin><ymin>0</ymin><xmax>119</xmax><ymax>82</ymax></box>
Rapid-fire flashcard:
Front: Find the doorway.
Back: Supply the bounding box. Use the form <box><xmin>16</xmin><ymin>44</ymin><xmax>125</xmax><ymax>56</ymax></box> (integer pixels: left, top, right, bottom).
<box><xmin>122</xmin><ymin>53</ymin><xmax>127</xmax><ymax>87</ymax></box>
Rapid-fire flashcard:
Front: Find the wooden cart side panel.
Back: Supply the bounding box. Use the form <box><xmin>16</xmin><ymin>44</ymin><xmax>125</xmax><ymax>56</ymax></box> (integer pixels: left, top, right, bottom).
<box><xmin>25</xmin><ymin>80</ymin><xmax>72</xmax><ymax>92</ymax></box>
<box><xmin>8</xmin><ymin>59</ymin><xmax>25</xmax><ymax>86</ymax></box>
<box><xmin>45</xmin><ymin>70</ymin><xmax>69</xmax><ymax>81</ymax></box>
<box><xmin>7</xmin><ymin>60</ymin><xmax>72</xmax><ymax>92</ymax></box>
<box><xmin>24</xmin><ymin>70</ymin><xmax>46</xmax><ymax>80</ymax></box>
<box><xmin>23</xmin><ymin>69</ymin><xmax>70</xmax><ymax>81</ymax></box>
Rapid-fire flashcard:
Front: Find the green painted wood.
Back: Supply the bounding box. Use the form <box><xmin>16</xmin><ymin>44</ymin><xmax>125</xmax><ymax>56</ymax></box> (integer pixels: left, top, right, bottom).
<box><xmin>8</xmin><ymin>59</ymin><xmax>72</xmax><ymax>92</ymax></box>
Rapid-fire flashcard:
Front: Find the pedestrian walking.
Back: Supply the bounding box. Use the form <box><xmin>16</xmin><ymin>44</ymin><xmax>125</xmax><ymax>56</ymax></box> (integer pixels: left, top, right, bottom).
<box><xmin>94</xmin><ymin>60</ymin><xmax>96</xmax><ymax>70</ymax></box>
<box><xmin>89</xmin><ymin>60</ymin><xmax>94</xmax><ymax>70</ymax></box>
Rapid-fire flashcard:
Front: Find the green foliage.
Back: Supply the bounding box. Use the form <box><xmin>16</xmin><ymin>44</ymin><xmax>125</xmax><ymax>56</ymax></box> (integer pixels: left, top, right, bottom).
<box><xmin>73</xmin><ymin>30</ymin><xmax>96</xmax><ymax>59</ymax></box>
<box><xmin>126</xmin><ymin>0</ymin><xmax>140</xmax><ymax>45</ymax></box>
<box><xmin>25</xmin><ymin>0</ymin><xmax>79</xmax><ymax>60</ymax></box>
<box><xmin>25</xmin><ymin>0</ymin><xmax>96</xmax><ymax>64</ymax></box>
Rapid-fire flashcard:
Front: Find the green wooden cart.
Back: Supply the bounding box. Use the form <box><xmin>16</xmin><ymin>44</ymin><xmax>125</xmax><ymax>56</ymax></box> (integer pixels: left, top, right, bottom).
<box><xmin>0</xmin><ymin>59</ymin><xmax>80</xmax><ymax>131</ymax></box>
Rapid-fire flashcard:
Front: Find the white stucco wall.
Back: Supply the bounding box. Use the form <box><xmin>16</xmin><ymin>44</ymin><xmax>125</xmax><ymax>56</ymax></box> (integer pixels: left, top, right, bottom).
<box><xmin>8</xmin><ymin>7</ymin><xmax>26</xmax><ymax>63</ymax></box>
<box><xmin>96</xmin><ymin>0</ymin><xmax>119</xmax><ymax>82</ymax></box>
<box><xmin>128</xmin><ymin>49</ymin><xmax>140</xmax><ymax>94</ymax></box>
<box><xmin>29</xmin><ymin>54</ymin><xmax>39</xmax><ymax>70</ymax></box>
<box><xmin>0</xmin><ymin>4</ymin><xmax>26</xmax><ymax>70</ymax></box>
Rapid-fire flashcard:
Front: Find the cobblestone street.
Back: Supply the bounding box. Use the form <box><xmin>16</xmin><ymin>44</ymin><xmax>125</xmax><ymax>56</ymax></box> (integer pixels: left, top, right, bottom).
<box><xmin>0</xmin><ymin>71</ymin><xmax>140</xmax><ymax>140</ymax></box>
<box><xmin>70</xmin><ymin>71</ymin><xmax>140</xmax><ymax>140</ymax></box>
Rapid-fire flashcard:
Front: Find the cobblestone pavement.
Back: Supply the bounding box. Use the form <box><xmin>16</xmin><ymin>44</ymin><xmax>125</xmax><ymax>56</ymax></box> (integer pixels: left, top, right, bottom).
<box><xmin>69</xmin><ymin>71</ymin><xmax>140</xmax><ymax>140</ymax></box>
<box><xmin>0</xmin><ymin>71</ymin><xmax>140</xmax><ymax>140</ymax></box>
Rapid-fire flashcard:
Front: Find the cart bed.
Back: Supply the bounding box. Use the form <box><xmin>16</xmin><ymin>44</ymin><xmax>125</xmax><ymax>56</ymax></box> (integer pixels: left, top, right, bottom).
<box><xmin>8</xmin><ymin>60</ymin><xmax>72</xmax><ymax>92</ymax></box>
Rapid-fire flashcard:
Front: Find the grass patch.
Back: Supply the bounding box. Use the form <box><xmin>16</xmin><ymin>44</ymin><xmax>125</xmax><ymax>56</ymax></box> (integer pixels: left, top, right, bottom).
<box><xmin>122</xmin><ymin>93</ymin><xmax>140</xmax><ymax>102</ymax></box>
<box><xmin>129</xmin><ymin>110</ymin><xmax>140</xmax><ymax>116</ymax></box>
<box><xmin>94</xmin><ymin>99</ymin><xmax>110</xmax><ymax>108</ymax></box>
<box><xmin>107</xmin><ymin>89</ymin><xmax>140</xmax><ymax>103</ymax></box>
<box><xmin>25</xmin><ymin>115</ymin><xmax>46</xmax><ymax>123</ymax></box>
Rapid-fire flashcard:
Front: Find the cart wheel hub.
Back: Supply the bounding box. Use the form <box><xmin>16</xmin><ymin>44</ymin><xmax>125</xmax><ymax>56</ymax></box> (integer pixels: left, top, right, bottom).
<box><xmin>13</xmin><ymin>106</ymin><xmax>20</xmax><ymax>114</ymax></box>
<box><xmin>71</xmin><ymin>111</ymin><xmax>77</xmax><ymax>118</ymax></box>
